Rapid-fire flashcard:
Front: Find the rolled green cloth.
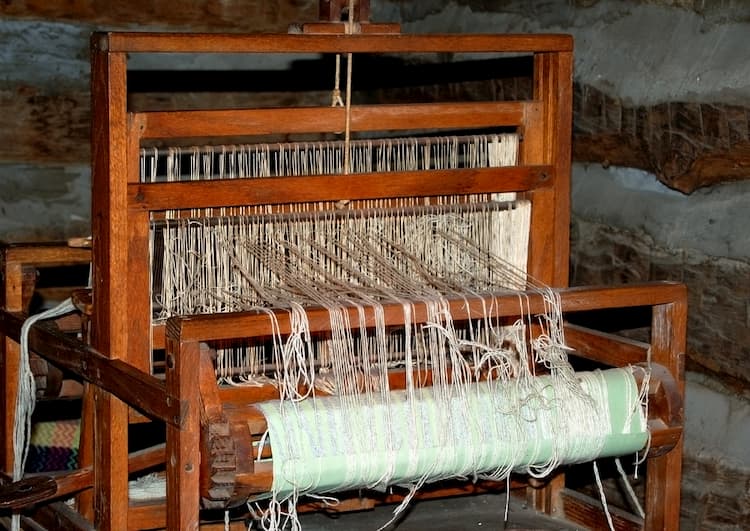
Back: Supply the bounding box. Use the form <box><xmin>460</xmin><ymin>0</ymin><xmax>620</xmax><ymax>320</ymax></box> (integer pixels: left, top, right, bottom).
<box><xmin>257</xmin><ymin>367</ymin><xmax>647</xmax><ymax>499</ymax></box>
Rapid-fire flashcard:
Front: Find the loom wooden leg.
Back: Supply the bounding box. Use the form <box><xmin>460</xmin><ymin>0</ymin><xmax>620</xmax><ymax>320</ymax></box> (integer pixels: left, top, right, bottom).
<box><xmin>527</xmin><ymin>473</ymin><xmax>564</xmax><ymax>517</ymax></box>
<box><xmin>165</xmin><ymin>335</ymin><xmax>201</xmax><ymax>531</ymax></box>
<box><xmin>1</xmin><ymin>325</ymin><xmax>22</xmax><ymax>476</ymax></box>
<box><xmin>75</xmin><ymin>382</ymin><xmax>96</xmax><ymax>520</ymax></box>
<box><xmin>1</xmin><ymin>260</ymin><xmax>35</xmax><ymax>474</ymax></box>
<box><xmin>0</xmin><ymin>259</ymin><xmax>38</xmax><ymax>525</ymax></box>
<box><xmin>645</xmin><ymin>441</ymin><xmax>683</xmax><ymax>530</ymax></box>
<box><xmin>646</xmin><ymin>297</ymin><xmax>686</xmax><ymax>530</ymax></box>
<box><xmin>93</xmin><ymin>389</ymin><xmax>129</xmax><ymax>530</ymax></box>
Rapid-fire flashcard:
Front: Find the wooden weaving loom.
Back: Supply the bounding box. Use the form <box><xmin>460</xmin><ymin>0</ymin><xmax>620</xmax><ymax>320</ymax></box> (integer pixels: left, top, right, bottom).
<box><xmin>0</xmin><ymin>3</ymin><xmax>686</xmax><ymax>530</ymax></box>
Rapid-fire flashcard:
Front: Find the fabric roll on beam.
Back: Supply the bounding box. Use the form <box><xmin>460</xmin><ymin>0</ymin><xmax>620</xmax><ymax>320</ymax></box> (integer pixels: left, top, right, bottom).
<box><xmin>257</xmin><ymin>367</ymin><xmax>647</xmax><ymax>500</ymax></box>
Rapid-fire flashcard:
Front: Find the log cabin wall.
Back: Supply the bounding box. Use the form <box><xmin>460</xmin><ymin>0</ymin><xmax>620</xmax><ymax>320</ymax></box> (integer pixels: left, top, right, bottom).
<box><xmin>1</xmin><ymin>0</ymin><xmax>748</xmax><ymax>528</ymax></box>
<box><xmin>372</xmin><ymin>1</ymin><xmax>749</xmax><ymax>528</ymax></box>
<box><xmin>0</xmin><ymin>0</ymin><xmax>319</xmax><ymax>241</ymax></box>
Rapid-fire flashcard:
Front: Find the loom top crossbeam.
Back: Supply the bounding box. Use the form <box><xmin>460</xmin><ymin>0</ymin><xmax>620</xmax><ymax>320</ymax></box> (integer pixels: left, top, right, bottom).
<box><xmin>96</xmin><ymin>32</ymin><xmax>574</xmax><ymax>54</ymax></box>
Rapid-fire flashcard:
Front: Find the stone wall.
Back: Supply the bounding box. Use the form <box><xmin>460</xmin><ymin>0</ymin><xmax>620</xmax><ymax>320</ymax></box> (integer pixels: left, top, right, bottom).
<box><xmin>1</xmin><ymin>0</ymin><xmax>748</xmax><ymax>526</ymax></box>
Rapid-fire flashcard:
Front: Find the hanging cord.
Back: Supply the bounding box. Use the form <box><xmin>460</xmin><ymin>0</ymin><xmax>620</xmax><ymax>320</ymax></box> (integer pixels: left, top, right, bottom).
<box><xmin>342</xmin><ymin>0</ymin><xmax>356</xmax><ymax>175</ymax></box>
<box><xmin>593</xmin><ymin>460</ymin><xmax>616</xmax><ymax>531</ymax></box>
<box><xmin>329</xmin><ymin>1</ymin><xmax>355</xmax><ymax>107</ymax></box>
<box><xmin>331</xmin><ymin>55</ymin><xmax>344</xmax><ymax>107</ymax></box>
<box><xmin>615</xmin><ymin>457</ymin><xmax>646</xmax><ymax>518</ymax></box>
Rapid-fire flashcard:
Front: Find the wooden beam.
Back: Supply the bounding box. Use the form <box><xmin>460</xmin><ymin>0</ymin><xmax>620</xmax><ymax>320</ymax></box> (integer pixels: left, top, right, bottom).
<box><xmin>0</xmin><ymin>262</ymin><xmax>23</xmax><ymax>476</ymax></box>
<box><xmin>136</xmin><ymin>101</ymin><xmax>530</xmax><ymax>139</ymax></box>
<box><xmin>169</xmin><ymin>282</ymin><xmax>687</xmax><ymax>343</ymax></box>
<box><xmin>644</xmin><ymin>298</ymin><xmax>687</xmax><ymax>530</ymax></box>
<box><xmin>2</xmin><ymin>1</ymin><xmax>318</xmax><ymax>33</ymax></box>
<box><xmin>0</xmin><ymin>242</ymin><xmax>90</xmax><ymax>267</ymax></box>
<box><xmin>564</xmin><ymin>323</ymin><xmax>650</xmax><ymax>367</ymax></box>
<box><xmin>0</xmin><ymin>87</ymin><xmax>89</xmax><ymax>165</ymax></box>
<box><xmin>165</xmin><ymin>337</ymin><xmax>201</xmax><ymax>530</ymax></box>
<box><xmin>101</xmin><ymin>32</ymin><xmax>573</xmax><ymax>54</ymax></box>
<box><xmin>128</xmin><ymin>165</ymin><xmax>552</xmax><ymax>211</ymax></box>
<box><xmin>89</xmin><ymin>37</ymin><xmax>131</xmax><ymax>531</ymax></box>
<box><xmin>561</xmin><ymin>488</ymin><xmax>643</xmax><ymax>531</ymax></box>
<box><xmin>0</xmin><ymin>311</ymin><xmax>180</xmax><ymax>425</ymax></box>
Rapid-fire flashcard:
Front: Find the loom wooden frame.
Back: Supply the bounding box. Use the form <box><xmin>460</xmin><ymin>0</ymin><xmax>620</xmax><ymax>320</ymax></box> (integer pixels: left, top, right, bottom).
<box><xmin>0</xmin><ymin>31</ymin><xmax>686</xmax><ymax>530</ymax></box>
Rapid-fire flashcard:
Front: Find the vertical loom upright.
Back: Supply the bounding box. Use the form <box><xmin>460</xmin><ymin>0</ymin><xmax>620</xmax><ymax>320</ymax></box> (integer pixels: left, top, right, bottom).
<box><xmin>0</xmin><ymin>23</ymin><xmax>686</xmax><ymax>531</ymax></box>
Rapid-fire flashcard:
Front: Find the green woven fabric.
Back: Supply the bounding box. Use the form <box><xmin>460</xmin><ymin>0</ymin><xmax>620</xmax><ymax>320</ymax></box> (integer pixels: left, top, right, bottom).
<box><xmin>258</xmin><ymin>367</ymin><xmax>647</xmax><ymax>499</ymax></box>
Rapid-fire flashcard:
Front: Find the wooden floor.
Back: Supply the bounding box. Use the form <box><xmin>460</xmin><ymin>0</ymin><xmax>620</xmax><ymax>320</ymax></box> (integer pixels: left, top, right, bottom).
<box><xmin>297</xmin><ymin>494</ymin><xmax>582</xmax><ymax>530</ymax></box>
<box><xmin>0</xmin><ymin>495</ymin><xmax>583</xmax><ymax>530</ymax></box>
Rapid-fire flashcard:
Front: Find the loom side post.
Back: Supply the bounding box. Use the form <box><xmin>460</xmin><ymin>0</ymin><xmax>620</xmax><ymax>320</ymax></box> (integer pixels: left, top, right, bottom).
<box><xmin>89</xmin><ymin>33</ymin><xmax>131</xmax><ymax>530</ymax></box>
<box><xmin>165</xmin><ymin>330</ymin><xmax>202</xmax><ymax>531</ymax></box>
<box><xmin>0</xmin><ymin>246</ymin><xmax>30</xmax><ymax>531</ymax></box>
<box><xmin>645</xmin><ymin>295</ymin><xmax>687</xmax><ymax>530</ymax></box>
<box><xmin>0</xmin><ymin>252</ymin><xmax>25</xmax><ymax>478</ymax></box>
<box><xmin>522</xmin><ymin>45</ymin><xmax>573</xmax><ymax>518</ymax></box>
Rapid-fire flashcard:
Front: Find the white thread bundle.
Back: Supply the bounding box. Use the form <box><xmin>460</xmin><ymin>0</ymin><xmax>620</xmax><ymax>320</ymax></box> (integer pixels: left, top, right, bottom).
<box><xmin>140</xmin><ymin>134</ymin><xmax>519</xmax><ymax>183</ymax></box>
<box><xmin>137</xmin><ymin>132</ymin><xmax>649</xmax><ymax>529</ymax></box>
<box><xmin>152</xmin><ymin>201</ymin><xmax>530</xmax><ymax>381</ymax></box>
<box><xmin>12</xmin><ymin>298</ymin><xmax>76</xmax><ymax>531</ymax></box>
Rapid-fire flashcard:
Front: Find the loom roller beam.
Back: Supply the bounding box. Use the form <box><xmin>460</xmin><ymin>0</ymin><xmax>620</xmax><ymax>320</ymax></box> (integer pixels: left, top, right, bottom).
<box><xmin>204</xmin><ymin>363</ymin><xmax>683</xmax><ymax>508</ymax></box>
<box><xmin>164</xmin><ymin>285</ymin><xmax>686</xmax><ymax>510</ymax></box>
<box><xmin>0</xmin><ymin>357</ymin><xmax>681</xmax><ymax>511</ymax></box>
<box><xmin>0</xmin><ymin>281</ymin><xmax>685</xmax><ymax>512</ymax></box>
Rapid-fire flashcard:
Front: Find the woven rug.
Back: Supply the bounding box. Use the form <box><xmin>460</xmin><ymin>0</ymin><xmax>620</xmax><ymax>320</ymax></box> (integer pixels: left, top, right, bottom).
<box><xmin>26</xmin><ymin>419</ymin><xmax>80</xmax><ymax>472</ymax></box>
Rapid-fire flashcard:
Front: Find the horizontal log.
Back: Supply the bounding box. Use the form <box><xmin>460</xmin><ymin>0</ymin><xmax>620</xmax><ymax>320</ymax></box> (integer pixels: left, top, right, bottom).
<box><xmin>0</xmin><ymin>87</ymin><xmax>89</xmax><ymax>164</ymax></box>
<box><xmin>573</xmin><ymin>84</ymin><xmax>750</xmax><ymax>193</ymax></box>
<box><xmin>2</xmin><ymin>1</ymin><xmax>318</xmax><ymax>33</ymax></box>
<box><xmin>128</xmin><ymin>165</ymin><xmax>551</xmax><ymax>211</ymax></box>
<box><xmin>571</xmin><ymin>216</ymin><xmax>750</xmax><ymax>388</ymax></box>
<box><xmin>682</xmin><ymin>454</ymin><xmax>750</xmax><ymax>529</ymax></box>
